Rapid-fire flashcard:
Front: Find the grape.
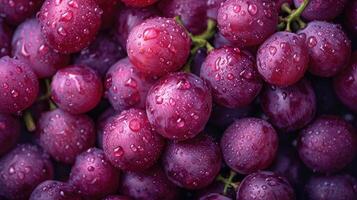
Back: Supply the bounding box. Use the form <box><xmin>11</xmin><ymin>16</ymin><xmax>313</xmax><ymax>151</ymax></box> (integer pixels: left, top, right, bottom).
<box><xmin>209</xmin><ymin>104</ymin><xmax>252</xmax><ymax>129</ymax></box>
<box><xmin>298</xmin><ymin>115</ymin><xmax>357</xmax><ymax>173</ymax></box>
<box><xmin>220</xmin><ymin>118</ymin><xmax>278</xmax><ymax>174</ymax></box>
<box><xmin>213</xmin><ymin>33</ymin><xmax>235</xmax><ymax>49</ymax></box>
<box><xmin>256</xmin><ymin>31</ymin><xmax>309</xmax><ymax>86</ymax></box>
<box><xmin>0</xmin><ymin>114</ymin><xmax>20</xmax><ymax>156</ymax></box>
<box><xmin>293</xmin><ymin>0</ymin><xmax>348</xmax><ymax>21</ymax></box>
<box><xmin>105</xmin><ymin>58</ymin><xmax>156</xmax><ymax>111</ymax></box>
<box><xmin>333</xmin><ymin>58</ymin><xmax>357</xmax><ymax>112</ymax></box>
<box><xmin>68</xmin><ymin>148</ymin><xmax>120</xmax><ymax>198</ymax></box>
<box><xmin>38</xmin><ymin>0</ymin><xmax>102</xmax><ymax>53</ymax></box>
<box><xmin>0</xmin><ymin>56</ymin><xmax>39</xmax><ymax>114</ymax></box>
<box><xmin>12</xmin><ymin>19</ymin><xmax>70</xmax><ymax>78</ymax></box>
<box><xmin>260</xmin><ymin>79</ymin><xmax>316</xmax><ymax>132</ymax></box>
<box><xmin>37</xmin><ymin>109</ymin><xmax>96</xmax><ymax>164</ymax></box>
<box><xmin>103</xmin><ymin>195</ymin><xmax>133</xmax><ymax>200</ymax></box>
<box><xmin>121</xmin><ymin>0</ymin><xmax>158</xmax><ymax>8</ymax></box>
<box><xmin>115</xmin><ymin>6</ymin><xmax>159</xmax><ymax>49</ymax></box>
<box><xmin>146</xmin><ymin>72</ymin><xmax>212</xmax><ymax>140</ymax></box>
<box><xmin>200</xmin><ymin>47</ymin><xmax>263</xmax><ymax>108</ymax></box>
<box><xmin>0</xmin><ymin>144</ymin><xmax>54</xmax><ymax>200</ymax></box>
<box><xmin>298</xmin><ymin>21</ymin><xmax>351</xmax><ymax>77</ymax></box>
<box><xmin>162</xmin><ymin>134</ymin><xmax>221</xmax><ymax>189</ymax></box>
<box><xmin>217</xmin><ymin>0</ymin><xmax>279</xmax><ymax>47</ymax></box>
<box><xmin>51</xmin><ymin>65</ymin><xmax>103</xmax><ymax>114</ymax></box>
<box><xmin>158</xmin><ymin>0</ymin><xmax>208</xmax><ymax>35</ymax></box>
<box><xmin>96</xmin><ymin>0</ymin><xmax>120</xmax><ymax>29</ymax></box>
<box><xmin>74</xmin><ymin>33</ymin><xmax>126</xmax><ymax>76</ymax></box>
<box><xmin>119</xmin><ymin>165</ymin><xmax>180</xmax><ymax>200</ymax></box>
<box><xmin>306</xmin><ymin>174</ymin><xmax>357</xmax><ymax>200</ymax></box>
<box><xmin>207</xmin><ymin>0</ymin><xmax>226</xmax><ymax>20</ymax></box>
<box><xmin>236</xmin><ymin>171</ymin><xmax>295</xmax><ymax>200</ymax></box>
<box><xmin>126</xmin><ymin>17</ymin><xmax>191</xmax><ymax>77</ymax></box>
<box><xmin>274</xmin><ymin>0</ymin><xmax>292</xmax><ymax>9</ymax></box>
<box><xmin>102</xmin><ymin>108</ymin><xmax>165</xmax><ymax>171</ymax></box>
<box><xmin>0</xmin><ymin>0</ymin><xmax>44</xmax><ymax>25</ymax></box>
<box><xmin>199</xmin><ymin>193</ymin><xmax>231</xmax><ymax>200</ymax></box>
<box><xmin>29</xmin><ymin>180</ymin><xmax>81</xmax><ymax>200</ymax></box>
<box><xmin>0</xmin><ymin>19</ymin><xmax>12</xmax><ymax>58</ymax></box>
<box><xmin>345</xmin><ymin>0</ymin><xmax>357</xmax><ymax>35</ymax></box>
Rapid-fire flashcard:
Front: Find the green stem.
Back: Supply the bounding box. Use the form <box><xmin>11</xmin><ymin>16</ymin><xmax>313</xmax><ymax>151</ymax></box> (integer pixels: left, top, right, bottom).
<box><xmin>193</xmin><ymin>19</ymin><xmax>216</xmax><ymax>41</ymax></box>
<box><xmin>217</xmin><ymin>171</ymin><xmax>238</xmax><ymax>195</ymax></box>
<box><xmin>24</xmin><ymin>111</ymin><xmax>36</xmax><ymax>132</ymax></box>
<box><xmin>285</xmin><ymin>0</ymin><xmax>309</xmax><ymax>32</ymax></box>
<box><xmin>281</xmin><ymin>3</ymin><xmax>292</xmax><ymax>14</ymax></box>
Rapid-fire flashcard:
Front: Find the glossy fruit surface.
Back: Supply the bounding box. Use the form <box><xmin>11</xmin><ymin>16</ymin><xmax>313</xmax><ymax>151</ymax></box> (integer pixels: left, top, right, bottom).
<box><xmin>345</xmin><ymin>0</ymin><xmax>357</xmax><ymax>35</ymax></box>
<box><xmin>121</xmin><ymin>0</ymin><xmax>158</xmax><ymax>8</ymax></box>
<box><xmin>38</xmin><ymin>0</ymin><xmax>102</xmax><ymax>53</ymax></box>
<box><xmin>146</xmin><ymin>72</ymin><xmax>212</xmax><ymax>140</ymax></box>
<box><xmin>0</xmin><ymin>0</ymin><xmax>44</xmax><ymax>25</ymax></box>
<box><xmin>96</xmin><ymin>0</ymin><xmax>120</xmax><ymax>29</ymax></box>
<box><xmin>127</xmin><ymin>17</ymin><xmax>191</xmax><ymax>77</ymax></box>
<box><xmin>293</xmin><ymin>0</ymin><xmax>348</xmax><ymax>21</ymax></box>
<box><xmin>29</xmin><ymin>180</ymin><xmax>81</xmax><ymax>200</ymax></box>
<box><xmin>0</xmin><ymin>114</ymin><xmax>20</xmax><ymax>156</ymax></box>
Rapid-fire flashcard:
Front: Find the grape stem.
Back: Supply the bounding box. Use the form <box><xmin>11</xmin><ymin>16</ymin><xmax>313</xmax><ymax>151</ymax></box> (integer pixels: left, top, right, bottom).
<box><xmin>24</xmin><ymin>111</ymin><xmax>36</xmax><ymax>132</ymax></box>
<box><xmin>281</xmin><ymin>0</ymin><xmax>309</xmax><ymax>32</ymax></box>
<box><xmin>216</xmin><ymin>170</ymin><xmax>239</xmax><ymax>195</ymax></box>
<box><xmin>38</xmin><ymin>79</ymin><xmax>57</xmax><ymax>110</ymax></box>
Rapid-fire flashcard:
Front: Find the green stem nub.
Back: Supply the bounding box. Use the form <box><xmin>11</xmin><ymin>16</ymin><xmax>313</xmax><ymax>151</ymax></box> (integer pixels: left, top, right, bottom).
<box><xmin>24</xmin><ymin>111</ymin><xmax>36</xmax><ymax>132</ymax></box>
<box><xmin>279</xmin><ymin>0</ymin><xmax>309</xmax><ymax>32</ymax></box>
<box><xmin>217</xmin><ymin>171</ymin><xmax>239</xmax><ymax>195</ymax></box>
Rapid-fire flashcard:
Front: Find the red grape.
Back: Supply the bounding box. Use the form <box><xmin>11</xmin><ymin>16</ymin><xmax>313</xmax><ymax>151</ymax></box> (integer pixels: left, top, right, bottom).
<box><xmin>119</xmin><ymin>165</ymin><xmax>180</xmax><ymax>200</ymax></box>
<box><xmin>293</xmin><ymin>0</ymin><xmax>348</xmax><ymax>21</ymax></box>
<box><xmin>199</xmin><ymin>193</ymin><xmax>231</xmax><ymax>200</ymax></box>
<box><xmin>127</xmin><ymin>17</ymin><xmax>191</xmax><ymax>77</ymax></box>
<box><xmin>256</xmin><ymin>31</ymin><xmax>309</xmax><ymax>86</ymax></box>
<box><xmin>105</xmin><ymin>58</ymin><xmax>156</xmax><ymax>111</ymax></box>
<box><xmin>68</xmin><ymin>148</ymin><xmax>120</xmax><ymax>198</ymax></box>
<box><xmin>260</xmin><ymin>79</ymin><xmax>316</xmax><ymax>132</ymax></box>
<box><xmin>51</xmin><ymin>65</ymin><xmax>103</xmax><ymax>114</ymax></box>
<box><xmin>162</xmin><ymin>134</ymin><xmax>221</xmax><ymax>189</ymax></box>
<box><xmin>333</xmin><ymin>56</ymin><xmax>357</xmax><ymax>112</ymax></box>
<box><xmin>37</xmin><ymin>109</ymin><xmax>96</xmax><ymax>164</ymax></box>
<box><xmin>0</xmin><ymin>19</ymin><xmax>12</xmax><ymax>58</ymax></box>
<box><xmin>0</xmin><ymin>144</ymin><xmax>54</xmax><ymax>200</ymax></box>
<box><xmin>12</xmin><ymin>19</ymin><xmax>70</xmax><ymax>78</ymax></box>
<box><xmin>0</xmin><ymin>56</ymin><xmax>39</xmax><ymax>114</ymax></box>
<box><xmin>29</xmin><ymin>180</ymin><xmax>81</xmax><ymax>200</ymax></box>
<box><xmin>74</xmin><ymin>33</ymin><xmax>126</xmax><ymax>76</ymax></box>
<box><xmin>102</xmin><ymin>108</ymin><xmax>165</xmax><ymax>171</ymax></box>
<box><xmin>298</xmin><ymin>115</ymin><xmax>357</xmax><ymax>173</ymax></box>
<box><xmin>120</xmin><ymin>0</ymin><xmax>158</xmax><ymax>8</ymax></box>
<box><xmin>158</xmin><ymin>0</ymin><xmax>208</xmax><ymax>35</ymax></box>
<box><xmin>236</xmin><ymin>171</ymin><xmax>295</xmax><ymax>200</ymax></box>
<box><xmin>38</xmin><ymin>0</ymin><xmax>102</xmax><ymax>53</ymax></box>
<box><xmin>345</xmin><ymin>0</ymin><xmax>357</xmax><ymax>35</ymax></box>
<box><xmin>146</xmin><ymin>72</ymin><xmax>212</xmax><ymax>141</ymax></box>
<box><xmin>0</xmin><ymin>114</ymin><xmax>20</xmax><ymax>156</ymax></box>
<box><xmin>217</xmin><ymin>0</ymin><xmax>279</xmax><ymax>47</ymax></box>
<box><xmin>200</xmin><ymin>47</ymin><xmax>263</xmax><ymax>108</ymax></box>
<box><xmin>220</xmin><ymin>118</ymin><xmax>278</xmax><ymax>174</ymax></box>
<box><xmin>298</xmin><ymin>21</ymin><xmax>351</xmax><ymax>77</ymax></box>
<box><xmin>0</xmin><ymin>0</ymin><xmax>44</xmax><ymax>25</ymax></box>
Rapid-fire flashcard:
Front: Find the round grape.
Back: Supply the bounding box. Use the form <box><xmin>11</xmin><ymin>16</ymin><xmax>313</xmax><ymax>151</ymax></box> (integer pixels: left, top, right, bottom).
<box><xmin>0</xmin><ymin>114</ymin><xmax>20</xmax><ymax>156</ymax></box>
<box><xmin>146</xmin><ymin>72</ymin><xmax>212</xmax><ymax>141</ymax></box>
<box><xmin>293</xmin><ymin>0</ymin><xmax>348</xmax><ymax>21</ymax></box>
<box><xmin>29</xmin><ymin>180</ymin><xmax>81</xmax><ymax>200</ymax></box>
<box><xmin>0</xmin><ymin>0</ymin><xmax>44</xmax><ymax>25</ymax></box>
<box><xmin>207</xmin><ymin>0</ymin><xmax>226</xmax><ymax>20</ymax></box>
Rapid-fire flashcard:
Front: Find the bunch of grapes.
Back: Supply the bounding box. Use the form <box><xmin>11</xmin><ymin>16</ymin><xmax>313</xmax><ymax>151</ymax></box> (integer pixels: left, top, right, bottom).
<box><xmin>0</xmin><ymin>0</ymin><xmax>356</xmax><ymax>199</ymax></box>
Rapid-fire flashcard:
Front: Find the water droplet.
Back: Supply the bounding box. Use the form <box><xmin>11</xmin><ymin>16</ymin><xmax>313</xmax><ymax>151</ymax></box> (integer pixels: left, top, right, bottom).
<box><xmin>130</xmin><ymin>144</ymin><xmax>137</xmax><ymax>152</ymax></box>
<box><xmin>57</xmin><ymin>27</ymin><xmax>67</xmax><ymax>36</ymax></box>
<box><xmin>143</xmin><ymin>28</ymin><xmax>159</xmax><ymax>41</ymax></box>
<box><xmin>11</xmin><ymin>90</ymin><xmax>19</xmax><ymax>98</ymax></box>
<box><xmin>60</xmin><ymin>11</ymin><xmax>73</xmax><ymax>21</ymax></box>
<box><xmin>308</xmin><ymin>36</ymin><xmax>317</xmax><ymax>47</ymax></box>
<box><xmin>248</xmin><ymin>4</ymin><xmax>258</xmax><ymax>15</ymax></box>
<box><xmin>87</xmin><ymin>166</ymin><xmax>94</xmax><ymax>171</ymax></box>
<box><xmin>129</xmin><ymin>119</ymin><xmax>141</xmax><ymax>132</ymax></box>
<box><xmin>233</xmin><ymin>5</ymin><xmax>241</xmax><ymax>13</ymax></box>
<box><xmin>155</xmin><ymin>96</ymin><xmax>163</xmax><ymax>104</ymax></box>
<box><xmin>68</xmin><ymin>0</ymin><xmax>79</xmax><ymax>8</ymax></box>
<box><xmin>177</xmin><ymin>79</ymin><xmax>191</xmax><ymax>90</ymax></box>
<box><xmin>176</xmin><ymin>118</ymin><xmax>185</xmax><ymax>128</ymax></box>
<box><xmin>113</xmin><ymin>146</ymin><xmax>124</xmax><ymax>157</ymax></box>
<box><xmin>240</xmin><ymin>70</ymin><xmax>252</xmax><ymax>79</ymax></box>
<box><xmin>269</xmin><ymin>46</ymin><xmax>277</xmax><ymax>55</ymax></box>
<box><xmin>55</xmin><ymin>0</ymin><xmax>62</xmax><ymax>5</ymax></box>
<box><xmin>125</xmin><ymin>78</ymin><xmax>137</xmax><ymax>88</ymax></box>
<box><xmin>227</xmin><ymin>73</ymin><xmax>234</xmax><ymax>80</ymax></box>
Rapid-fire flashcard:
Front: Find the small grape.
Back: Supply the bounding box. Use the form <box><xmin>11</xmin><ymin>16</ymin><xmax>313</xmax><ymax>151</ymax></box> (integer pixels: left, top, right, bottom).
<box><xmin>293</xmin><ymin>0</ymin><xmax>348</xmax><ymax>21</ymax></box>
<box><xmin>30</xmin><ymin>180</ymin><xmax>81</xmax><ymax>200</ymax></box>
<box><xmin>0</xmin><ymin>0</ymin><xmax>44</xmax><ymax>25</ymax></box>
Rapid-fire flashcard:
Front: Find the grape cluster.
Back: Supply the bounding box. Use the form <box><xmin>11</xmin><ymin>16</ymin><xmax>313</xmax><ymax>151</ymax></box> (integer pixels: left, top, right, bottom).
<box><xmin>0</xmin><ymin>0</ymin><xmax>356</xmax><ymax>200</ymax></box>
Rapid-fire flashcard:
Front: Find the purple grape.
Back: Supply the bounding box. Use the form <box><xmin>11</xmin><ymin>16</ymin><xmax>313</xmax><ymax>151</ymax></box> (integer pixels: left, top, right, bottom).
<box><xmin>236</xmin><ymin>171</ymin><xmax>295</xmax><ymax>200</ymax></box>
<box><xmin>220</xmin><ymin>118</ymin><xmax>278</xmax><ymax>174</ymax></box>
<box><xmin>121</xmin><ymin>0</ymin><xmax>158</xmax><ymax>8</ymax></box>
<box><xmin>207</xmin><ymin>0</ymin><xmax>226</xmax><ymax>20</ymax></box>
<box><xmin>298</xmin><ymin>115</ymin><xmax>357</xmax><ymax>173</ymax></box>
<box><xmin>0</xmin><ymin>0</ymin><xmax>44</xmax><ymax>25</ymax></box>
<box><xmin>51</xmin><ymin>65</ymin><xmax>103</xmax><ymax>114</ymax></box>
<box><xmin>209</xmin><ymin>104</ymin><xmax>252</xmax><ymax>128</ymax></box>
<box><xmin>96</xmin><ymin>0</ymin><xmax>120</xmax><ymax>29</ymax></box>
<box><xmin>305</xmin><ymin>174</ymin><xmax>357</xmax><ymax>200</ymax></box>
<box><xmin>103</xmin><ymin>195</ymin><xmax>133</xmax><ymax>200</ymax></box>
<box><xmin>126</xmin><ymin>17</ymin><xmax>191</xmax><ymax>77</ymax></box>
<box><xmin>257</xmin><ymin>31</ymin><xmax>309</xmax><ymax>86</ymax></box>
<box><xmin>29</xmin><ymin>180</ymin><xmax>81</xmax><ymax>200</ymax></box>
<box><xmin>334</xmin><ymin>58</ymin><xmax>357</xmax><ymax>112</ymax></box>
<box><xmin>115</xmin><ymin>6</ymin><xmax>159</xmax><ymax>49</ymax></box>
<box><xmin>213</xmin><ymin>33</ymin><xmax>235</xmax><ymax>49</ymax></box>
<box><xmin>345</xmin><ymin>0</ymin><xmax>357</xmax><ymax>35</ymax></box>
<box><xmin>199</xmin><ymin>193</ymin><xmax>231</xmax><ymax>200</ymax></box>
<box><xmin>0</xmin><ymin>114</ymin><xmax>20</xmax><ymax>156</ymax></box>
<box><xmin>102</xmin><ymin>108</ymin><xmax>165</xmax><ymax>171</ymax></box>
<box><xmin>293</xmin><ymin>0</ymin><xmax>348</xmax><ymax>21</ymax></box>
<box><xmin>274</xmin><ymin>0</ymin><xmax>292</xmax><ymax>9</ymax></box>
<box><xmin>37</xmin><ymin>109</ymin><xmax>96</xmax><ymax>164</ymax></box>
<box><xmin>74</xmin><ymin>33</ymin><xmax>126</xmax><ymax>76</ymax></box>
<box><xmin>0</xmin><ymin>56</ymin><xmax>39</xmax><ymax>114</ymax></box>
<box><xmin>69</xmin><ymin>148</ymin><xmax>120</xmax><ymax>198</ymax></box>
<box><xmin>0</xmin><ymin>19</ymin><xmax>12</xmax><ymax>58</ymax></box>
<box><xmin>260</xmin><ymin>79</ymin><xmax>316</xmax><ymax>132</ymax></box>
<box><xmin>38</xmin><ymin>0</ymin><xmax>102</xmax><ymax>53</ymax></box>
<box><xmin>146</xmin><ymin>72</ymin><xmax>212</xmax><ymax>141</ymax></box>
<box><xmin>12</xmin><ymin>19</ymin><xmax>70</xmax><ymax>78</ymax></box>
<box><xmin>298</xmin><ymin>21</ymin><xmax>351</xmax><ymax>77</ymax></box>
<box><xmin>105</xmin><ymin>58</ymin><xmax>156</xmax><ymax>111</ymax></box>
<box><xmin>217</xmin><ymin>0</ymin><xmax>279</xmax><ymax>47</ymax></box>
<box><xmin>158</xmin><ymin>0</ymin><xmax>208</xmax><ymax>34</ymax></box>
<box><xmin>200</xmin><ymin>47</ymin><xmax>263</xmax><ymax>108</ymax></box>
<box><xmin>0</xmin><ymin>144</ymin><xmax>54</xmax><ymax>200</ymax></box>
<box><xmin>119</xmin><ymin>165</ymin><xmax>180</xmax><ymax>200</ymax></box>
<box><xmin>162</xmin><ymin>134</ymin><xmax>221</xmax><ymax>189</ymax></box>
